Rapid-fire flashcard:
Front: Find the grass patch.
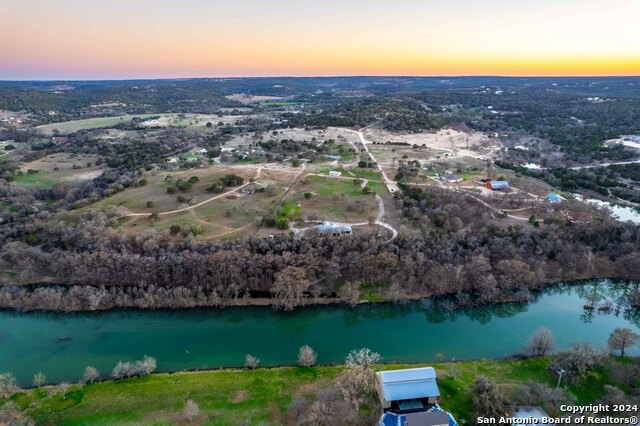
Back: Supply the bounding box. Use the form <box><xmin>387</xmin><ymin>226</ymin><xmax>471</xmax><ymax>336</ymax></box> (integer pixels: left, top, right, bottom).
<box><xmin>12</xmin><ymin>367</ymin><xmax>342</xmax><ymax>426</ymax></box>
<box><xmin>350</xmin><ymin>169</ymin><xmax>382</xmax><ymax>180</ymax></box>
<box><xmin>10</xmin><ymin>358</ymin><xmax>626</xmax><ymax>425</ymax></box>
<box><xmin>13</xmin><ymin>173</ymin><xmax>57</xmax><ymax>187</ymax></box>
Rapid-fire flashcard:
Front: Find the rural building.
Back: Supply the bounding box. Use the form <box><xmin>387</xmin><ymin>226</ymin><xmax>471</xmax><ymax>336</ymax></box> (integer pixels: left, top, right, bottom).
<box><xmin>444</xmin><ymin>174</ymin><xmax>463</xmax><ymax>183</ymax></box>
<box><xmin>316</xmin><ymin>222</ymin><xmax>352</xmax><ymax>236</ymax></box>
<box><xmin>546</xmin><ymin>193</ymin><xmax>562</xmax><ymax>203</ymax></box>
<box><xmin>376</xmin><ymin>367</ymin><xmax>457</xmax><ymax>426</ymax></box>
<box><xmin>328</xmin><ymin>170</ymin><xmax>342</xmax><ymax>177</ymax></box>
<box><xmin>485</xmin><ymin>180</ymin><xmax>509</xmax><ymax>190</ymax></box>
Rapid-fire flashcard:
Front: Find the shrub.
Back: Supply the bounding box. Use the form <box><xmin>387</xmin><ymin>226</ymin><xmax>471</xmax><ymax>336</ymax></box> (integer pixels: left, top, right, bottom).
<box><xmin>345</xmin><ymin>348</ymin><xmax>381</xmax><ymax>368</ymax></box>
<box><xmin>0</xmin><ymin>372</ymin><xmax>18</xmax><ymax>399</ymax></box>
<box><xmin>32</xmin><ymin>372</ymin><xmax>46</xmax><ymax>388</ymax></box>
<box><xmin>206</xmin><ymin>180</ymin><xmax>225</xmax><ymax>193</ymax></box>
<box><xmin>298</xmin><ymin>345</ymin><xmax>317</xmax><ymax>367</ymax></box>
<box><xmin>220</xmin><ymin>174</ymin><xmax>244</xmax><ymax>186</ymax></box>
<box><xmin>82</xmin><ymin>366</ymin><xmax>99</xmax><ymax>384</ymax></box>
<box><xmin>183</xmin><ymin>399</ymin><xmax>200</xmax><ymax>422</ymax></box>
<box><xmin>245</xmin><ymin>354</ymin><xmax>260</xmax><ymax>369</ymax></box>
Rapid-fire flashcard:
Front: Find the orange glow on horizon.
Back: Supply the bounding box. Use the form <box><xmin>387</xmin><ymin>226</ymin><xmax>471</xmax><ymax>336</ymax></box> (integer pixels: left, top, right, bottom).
<box><xmin>1</xmin><ymin>0</ymin><xmax>639</xmax><ymax>79</ymax></box>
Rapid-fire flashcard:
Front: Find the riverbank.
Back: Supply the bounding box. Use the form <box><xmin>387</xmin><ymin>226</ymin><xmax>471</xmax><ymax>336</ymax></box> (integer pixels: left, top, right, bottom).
<box><xmin>0</xmin><ymin>276</ymin><xmax>633</xmax><ymax>312</ymax></box>
<box><xmin>6</xmin><ymin>358</ymin><xmax>625</xmax><ymax>425</ymax></box>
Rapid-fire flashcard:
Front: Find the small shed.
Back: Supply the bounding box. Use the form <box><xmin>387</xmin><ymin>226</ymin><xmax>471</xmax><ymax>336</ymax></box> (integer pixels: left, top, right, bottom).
<box><xmin>485</xmin><ymin>181</ymin><xmax>509</xmax><ymax>190</ymax></box>
<box><xmin>328</xmin><ymin>170</ymin><xmax>342</xmax><ymax>177</ymax></box>
<box><xmin>375</xmin><ymin>367</ymin><xmax>440</xmax><ymax>409</ymax></box>
<box><xmin>546</xmin><ymin>193</ymin><xmax>562</xmax><ymax>203</ymax></box>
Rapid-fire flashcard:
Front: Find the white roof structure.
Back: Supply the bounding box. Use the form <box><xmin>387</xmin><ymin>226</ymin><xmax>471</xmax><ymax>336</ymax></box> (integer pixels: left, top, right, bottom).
<box><xmin>376</xmin><ymin>367</ymin><xmax>440</xmax><ymax>403</ymax></box>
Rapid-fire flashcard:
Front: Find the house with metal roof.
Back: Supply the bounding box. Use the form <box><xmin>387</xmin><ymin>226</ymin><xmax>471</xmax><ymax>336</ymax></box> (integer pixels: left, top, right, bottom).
<box><xmin>376</xmin><ymin>367</ymin><xmax>440</xmax><ymax>409</ymax></box>
<box><xmin>546</xmin><ymin>193</ymin><xmax>562</xmax><ymax>203</ymax></box>
<box><xmin>315</xmin><ymin>221</ymin><xmax>352</xmax><ymax>236</ymax></box>
<box><xmin>444</xmin><ymin>174</ymin><xmax>463</xmax><ymax>183</ymax></box>
<box><xmin>485</xmin><ymin>180</ymin><xmax>509</xmax><ymax>190</ymax></box>
<box><xmin>376</xmin><ymin>367</ymin><xmax>458</xmax><ymax>426</ymax></box>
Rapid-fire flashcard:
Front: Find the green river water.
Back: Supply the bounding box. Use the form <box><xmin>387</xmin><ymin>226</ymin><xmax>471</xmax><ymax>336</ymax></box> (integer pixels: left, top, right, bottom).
<box><xmin>1</xmin><ymin>280</ymin><xmax>638</xmax><ymax>385</ymax></box>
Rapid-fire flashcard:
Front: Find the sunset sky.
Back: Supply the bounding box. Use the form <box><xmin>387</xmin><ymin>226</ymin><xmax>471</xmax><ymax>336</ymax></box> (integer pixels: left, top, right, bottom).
<box><xmin>1</xmin><ymin>0</ymin><xmax>639</xmax><ymax>79</ymax></box>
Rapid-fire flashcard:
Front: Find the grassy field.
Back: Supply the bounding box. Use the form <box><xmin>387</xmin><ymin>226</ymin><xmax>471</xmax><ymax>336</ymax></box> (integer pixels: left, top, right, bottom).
<box><xmin>36</xmin><ymin>115</ymin><xmax>166</xmax><ymax>135</ymax></box>
<box><xmin>292</xmin><ymin>175</ymin><xmax>381</xmax><ymax>221</ymax></box>
<box><xmin>8</xmin><ymin>358</ymin><xmax>623</xmax><ymax>426</ymax></box>
<box><xmin>259</xmin><ymin>101</ymin><xmax>305</xmax><ymax>107</ymax></box>
<box><xmin>12</xmin><ymin>172</ymin><xmax>58</xmax><ymax>187</ymax></box>
<box><xmin>86</xmin><ymin>167</ymin><xmax>253</xmax><ymax>213</ymax></box>
<box><xmin>85</xmin><ymin>166</ymin><xmax>291</xmax><ymax>239</ymax></box>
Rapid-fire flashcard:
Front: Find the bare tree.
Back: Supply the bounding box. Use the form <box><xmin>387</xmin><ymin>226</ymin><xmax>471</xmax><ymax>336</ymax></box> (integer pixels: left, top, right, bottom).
<box><xmin>58</xmin><ymin>382</ymin><xmax>70</xmax><ymax>399</ymax></box>
<box><xmin>517</xmin><ymin>381</ymin><xmax>575</xmax><ymax>415</ymax></box>
<box><xmin>548</xmin><ymin>343</ymin><xmax>603</xmax><ymax>385</ymax></box>
<box><xmin>0</xmin><ymin>372</ymin><xmax>18</xmax><ymax>399</ymax></box>
<box><xmin>298</xmin><ymin>345</ymin><xmax>317</xmax><ymax>367</ymax></box>
<box><xmin>335</xmin><ymin>366</ymin><xmax>374</xmax><ymax>410</ymax></box>
<box><xmin>608</xmin><ymin>328</ymin><xmax>640</xmax><ymax>357</ymax></box>
<box><xmin>345</xmin><ymin>348</ymin><xmax>381</xmax><ymax>368</ymax></box>
<box><xmin>32</xmin><ymin>372</ymin><xmax>46</xmax><ymax>388</ymax></box>
<box><xmin>245</xmin><ymin>354</ymin><xmax>260</xmax><ymax>369</ymax></box>
<box><xmin>272</xmin><ymin>266</ymin><xmax>310</xmax><ymax>311</ymax></box>
<box><xmin>524</xmin><ymin>327</ymin><xmax>555</xmax><ymax>357</ymax></box>
<box><xmin>473</xmin><ymin>376</ymin><xmax>507</xmax><ymax>419</ymax></box>
<box><xmin>337</xmin><ymin>282</ymin><xmax>360</xmax><ymax>306</ymax></box>
<box><xmin>82</xmin><ymin>366</ymin><xmax>99</xmax><ymax>384</ymax></box>
<box><xmin>112</xmin><ymin>361</ymin><xmax>134</xmax><ymax>379</ymax></box>
<box><xmin>0</xmin><ymin>401</ymin><xmax>34</xmax><ymax>426</ymax></box>
<box><xmin>182</xmin><ymin>399</ymin><xmax>200</xmax><ymax>423</ymax></box>
<box><xmin>304</xmin><ymin>399</ymin><xmax>334</xmax><ymax>425</ymax></box>
<box><xmin>140</xmin><ymin>355</ymin><xmax>157</xmax><ymax>375</ymax></box>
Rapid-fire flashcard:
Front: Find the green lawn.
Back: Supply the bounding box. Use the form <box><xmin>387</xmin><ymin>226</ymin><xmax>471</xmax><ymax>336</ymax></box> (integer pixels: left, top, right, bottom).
<box><xmin>11</xmin><ymin>367</ymin><xmax>342</xmax><ymax>426</ymax></box>
<box><xmin>350</xmin><ymin>168</ymin><xmax>382</xmax><ymax>181</ymax></box>
<box><xmin>12</xmin><ymin>173</ymin><xmax>57</xmax><ymax>187</ymax></box>
<box><xmin>9</xmin><ymin>358</ymin><xmax>625</xmax><ymax>425</ymax></box>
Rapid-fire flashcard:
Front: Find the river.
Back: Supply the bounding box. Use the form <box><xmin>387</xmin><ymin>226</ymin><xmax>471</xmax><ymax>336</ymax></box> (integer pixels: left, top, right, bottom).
<box><xmin>573</xmin><ymin>194</ymin><xmax>640</xmax><ymax>224</ymax></box>
<box><xmin>1</xmin><ymin>280</ymin><xmax>639</xmax><ymax>385</ymax></box>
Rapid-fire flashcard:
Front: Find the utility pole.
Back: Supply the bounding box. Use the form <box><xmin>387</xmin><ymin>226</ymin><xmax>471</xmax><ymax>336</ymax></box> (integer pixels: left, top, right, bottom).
<box><xmin>556</xmin><ymin>368</ymin><xmax>565</xmax><ymax>389</ymax></box>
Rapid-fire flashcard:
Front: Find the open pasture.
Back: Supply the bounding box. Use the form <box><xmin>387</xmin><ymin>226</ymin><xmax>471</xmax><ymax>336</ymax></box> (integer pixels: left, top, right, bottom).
<box><xmin>290</xmin><ymin>175</ymin><xmax>381</xmax><ymax>222</ymax></box>
<box><xmin>364</xmin><ymin>127</ymin><xmax>499</xmax><ymax>160</ymax></box>
<box><xmin>88</xmin><ymin>166</ymin><xmax>256</xmax><ymax>213</ymax></box>
<box><xmin>14</xmin><ymin>154</ymin><xmax>106</xmax><ymax>188</ymax></box>
<box><xmin>36</xmin><ymin>114</ymin><xmax>165</xmax><ymax>135</ymax></box>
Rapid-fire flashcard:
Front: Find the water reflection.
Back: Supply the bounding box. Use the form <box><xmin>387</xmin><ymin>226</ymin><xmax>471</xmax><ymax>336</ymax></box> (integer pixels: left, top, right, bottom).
<box><xmin>2</xmin><ymin>279</ymin><xmax>640</xmax><ymax>385</ymax></box>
